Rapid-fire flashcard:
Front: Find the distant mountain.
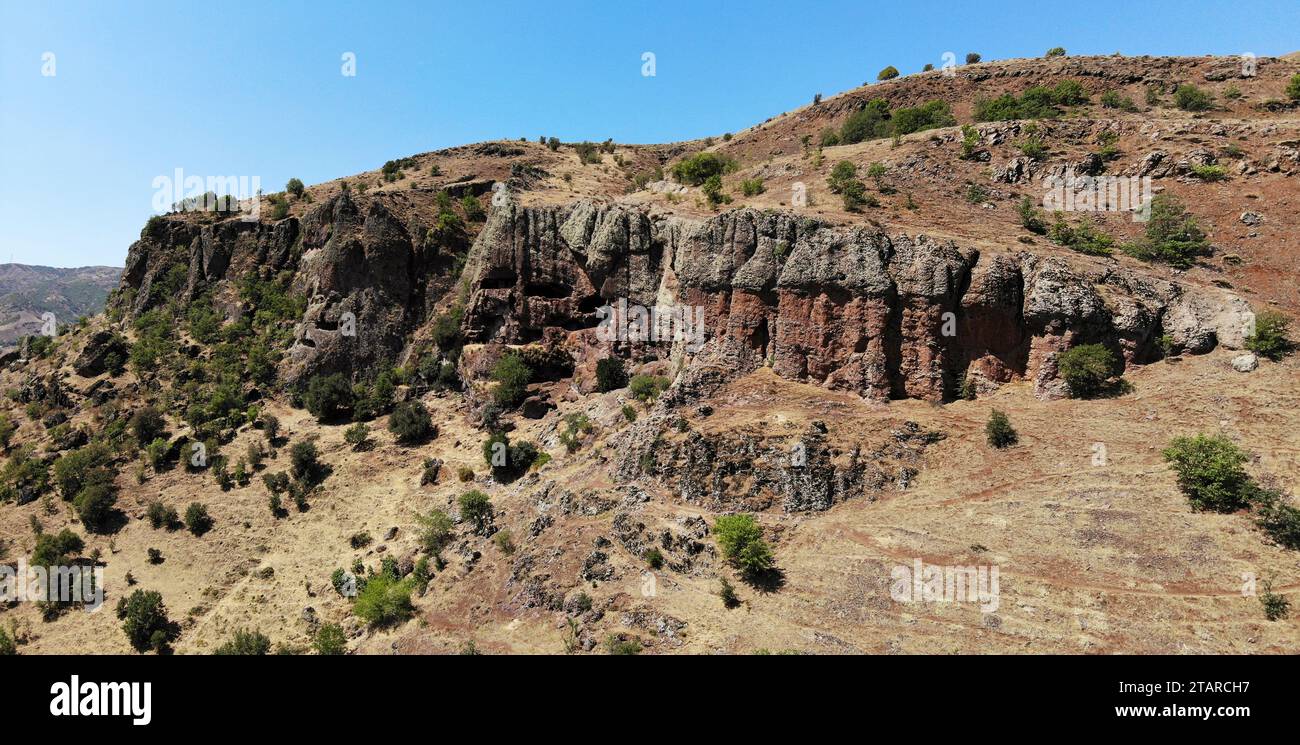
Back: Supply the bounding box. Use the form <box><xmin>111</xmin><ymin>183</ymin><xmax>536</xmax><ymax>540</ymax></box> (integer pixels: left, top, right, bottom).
<box><xmin>0</xmin><ymin>263</ymin><xmax>121</xmax><ymax>346</ymax></box>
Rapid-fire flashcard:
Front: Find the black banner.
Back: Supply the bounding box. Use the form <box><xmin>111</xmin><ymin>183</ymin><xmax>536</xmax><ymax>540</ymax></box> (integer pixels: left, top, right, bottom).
<box><xmin>7</xmin><ymin>653</ymin><xmax>1283</xmax><ymax>732</ymax></box>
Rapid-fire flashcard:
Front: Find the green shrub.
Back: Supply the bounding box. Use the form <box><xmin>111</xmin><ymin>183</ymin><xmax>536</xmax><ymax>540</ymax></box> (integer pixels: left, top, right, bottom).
<box><xmin>289</xmin><ymin>441</ymin><xmax>322</xmax><ymax>483</ymax></box>
<box><xmin>116</xmin><ymin>590</ymin><xmax>174</xmax><ymax>653</ymax></box>
<box><xmin>184</xmin><ymin>502</ymin><xmax>213</xmax><ymax>536</ymax></box>
<box><xmin>1017</xmin><ymin>196</ymin><xmax>1047</xmax><ymax>234</ymax></box>
<box><xmin>303</xmin><ymin>373</ymin><xmax>354</xmax><ymax>422</ymax></box>
<box><xmin>701</xmin><ymin>174</ymin><xmax>730</xmax><ymax>207</ymax></box>
<box><xmin>1253</xmin><ymin>491</ymin><xmax>1300</xmax><ymax>550</ymax></box>
<box><xmin>344</xmin><ymin>422</ymin><xmax>370</xmax><ymax>449</ymax></box>
<box><xmin>1173</xmin><ymin>84</ymin><xmax>1213</xmax><ymax>112</ymax></box>
<box><xmin>146</xmin><ymin>501</ymin><xmax>177</xmax><ymax>529</ymax></box>
<box><xmin>1190</xmin><ymin>164</ymin><xmax>1227</xmax><ymax>181</ymax></box>
<box><xmin>1018</xmin><ymin>135</ymin><xmax>1047</xmax><ymax>160</ymax></box>
<box><xmin>214</xmin><ymin>629</ymin><xmax>271</xmax><ymax>655</ymax></box>
<box><xmin>491</xmin><ymin>352</ymin><xmax>532</xmax><ymax>408</ymax></box>
<box><xmin>719</xmin><ymin>577</ymin><xmax>740</xmax><ymax>608</ymax></box>
<box><xmin>129</xmin><ymin>406</ymin><xmax>166</xmax><ymax>445</ymax></box>
<box><xmin>644</xmin><ymin>547</ymin><xmax>664</xmax><ymax>569</ymax></box>
<box><xmin>417</xmin><ymin>508</ymin><xmax>455</xmax><ymax>554</ymax></box>
<box><xmin>493</xmin><ymin>529</ymin><xmax>515</xmax><ymax>555</ymax></box>
<box><xmin>1261</xmin><ymin>582</ymin><xmax>1290</xmax><ymax>621</ymax></box>
<box><xmin>1161</xmin><ymin>434</ymin><xmax>1254</xmax><ymax>513</ymax></box>
<box><xmin>890</xmin><ymin>100</ymin><xmax>954</xmax><ymax>135</ymax></box>
<box><xmin>0</xmin><ymin>415</ymin><xmax>14</xmax><ymax>451</ymax></box>
<box><xmin>828</xmin><ymin>160</ymin><xmax>857</xmax><ymax>192</ymax></box>
<box><xmin>840</xmin><ymin>178</ymin><xmax>868</xmax><ymax>211</ymax></box>
<box><xmin>629</xmin><ymin>374</ymin><xmax>669</xmax><ymax>402</ymax></box>
<box><xmin>314</xmin><ymin>623</ymin><xmax>347</xmax><ymax>655</ymax></box>
<box><xmin>1049</xmin><ymin>215</ymin><xmax>1114</xmax><ymax>256</ymax></box>
<box><xmin>605</xmin><ymin>635</ymin><xmax>642</xmax><ymax>655</ymax></box>
<box><xmin>1122</xmin><ymin>194</ymin><xmax>1209</xmax><ymax>269</ymax></box>
<box><xmin>1045</xmin><ymin>47</ymin><xmax>1066</xmax><ymax>57</ymax></box>
<box><xmin>31</xmin><ymin>529</ymin><xmax>83</xmax><ymax>566</ymax></box>
<box><xmin>458</xmin><ymin>490</ymin><xmax>493</xmax><ymax>533</ymax></box>
<box><xmin>965</xmin><ymin>52</ymin><xmax>981</xmax><ymax>64</ymax></box>
<box><xmin>621</xmin><ymin>405</ymin><xmax>637</xmax><ymax>422</ymax></box>
<box><xmin>0</xmin><ymin>624</ymin><xmax>15</xmax><ymax>655</ymax></box>
<box><xmin>596</xmin><ymin>357</ymin><xmax>628</xmax><ymax>392</ymax></box>
<box><xmin>1058</xmin><ymin>344</ymin><xmax>1119</xmax><ymax>398</ymax></box>
<box><xmin>669</xmin><ymin>152</ymin><xmax>737</xmax><ymax>186</ymax></box>
<box><xmin>1099</xmin><ymin>90</ymin><xmax>1137</xmax><ymax>111</ymax></box>
<box><xmin>1245</xmin><ymin>310</ymin><xmax>1293</xmax><ymax>361</ymax></box>
<box><xmin>1051</xmin><ymin>80</ymin><xmax>1088</xmax><ymax>106</ymax></box>
<box><xmin>740</xmin><ymin>178</ymin><xmax>765</xmax><ymax>197</ymax></box>
<box><xmin>877</xmin><ymin>66</ymin><xmax>899</xmax><ymax>81</ymax></box>
<box><xmin>985</xmin><ymin>410</ymin><xmax>1018</xmax><ymax>448</ymax></box>
<box><xmin>352</xmin><ymin>573</ymin><xmax>414</xmax><ymax>627</ymax></box>
<box><xmin>840</xmin><ymin>99</ymin><xmax>891</xmax><ymax>144</ymax></box>
<box><xmin>388</xmin><ymin>401</ymin><xmax>433</xmax><ymax>444</ymax></box>
<box><xmin>52</xmin><ymin>442</ymin><xmax>114</xmax><ymax>500</ymax></box>
<box><xmin>285</xmin><ymin>178</ymin><xmax>305</xmax><ymax>198</ymax></box>
<box><xmin>559</xmin><ymin>413</ymin><xmax>592</xmax><ymax>453</ymax></box>
<box><xmin>1287</xmin><ymin>74</ymin><xmax>1300</xmax><ymax>101</ymax></box>
<box><xmin>74</xmin><ymin>482</ymin><xmax>118</xmax><ymax>532</ymax></box>
<box><xmin>460</xmin><ymin>195</ymin><xmax>485</xmax><ymax>221</ymax></box>
<box><xmin>714</xmin><ymin>514</ymin><xmax>775</xmax><ymax>580</ymax></box>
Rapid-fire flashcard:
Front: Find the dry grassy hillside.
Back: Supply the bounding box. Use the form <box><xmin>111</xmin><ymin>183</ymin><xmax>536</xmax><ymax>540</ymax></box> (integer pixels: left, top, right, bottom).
<box><xmin>1</xmin><ymin>52</ymin><xmax>1298</xmax><ymax>655</ymax></box>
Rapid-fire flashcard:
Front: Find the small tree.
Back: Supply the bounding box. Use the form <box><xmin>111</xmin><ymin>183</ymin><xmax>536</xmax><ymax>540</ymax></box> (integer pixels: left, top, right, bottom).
<box><xmin>1045</xmin><ymin>47</ymin><xmax>1066</xmax><ymax>57</ymax></box>
<box><xmin>1245</xmin><ymin>310</ymin><xmax>1293</xmax><ymax>361</ymax></box>
<box><xmin>1288</xmin><ymin>74</ymin><xmax>1300</xmax><ymax>102</ymax></box>
<box><xmin>877</xmin><ymin>65</ymin><xmax>899</xmax><ymax>81</ymax></box>
<box><xmin>965</xmin><ymin>52</ymin><xmax>982</xmax><ymax>64</ymax></box>
<box><xmin>1161</xmin><ymin>434</ymin><xmax>1254</xmax><ymax>512</ymax></box>
<box><xmin>285</xmin><ymin>178</ymin><xmax>305</xmax><ymax>198</ymax></box>
<box><xmin>388</xmin><ymin>401</ymin><xmax>434</xmax><ymax>445</ymax></box>
<box><xmin>289</xmin><ymin>441</ymin><xmax>322</xmax><ymax>482</ymax></box>
<box><xmin>714</xmin><ymin>514</ymin><xmax>775</xmax><ymax>581</ymax></box>
<box><xmin>491</xmin><ymin>352</ymin><xmax>532</xmax><ymax>408</ymax></box>
<box><xmin>458</xmin><ymin>490</ymin><xmax>493</xmax><ymax>534</ymax></box>
<box><xmin>146</xmin><ymin>501</ymin><xmax>176</xmax><ymax>529</ymax></box>
<box><xmin>417</xmin><ymin>508</ymin><xmax>455</xmax><ymax>554</ymax></box>
<box><xmin>184</xmin><ymin>502</ymin><xmax>213</xmax><ymax>536</ymax></box>
<box><xmin>129</xmin><ymin>407</ymin><xmax>166</xmax><ymax>445</ymax></box>
<box><xmin>262</xmin><ymin>413</ymin><xmax>280</xmax><ymax>444</ymax></box>
<box><xmin>314</xmin><ymin>623</ymin><xmax>347</xmax><ymax>655</ymax></box>
<box><xmin>116</xmin><ymin>590</ymin><xmax>174</xmax><ymax>653</ymax></box>
<box><xmin>1261</xmin><ymin>581</ymin><xmax>1290</xmax><ymax>621</ymax></box>
<box><xmin>303</xmin><ymin>373</ymin><xmax>354</xmax><ymax>422</ymax></box>
<box><xmin>74</xmin><ymin>482</ymin><xmax>118</xmax><ymax>532</ymax></box>
<box><xmin>352</xmin><ymin>574</ymin><xmax>414</xmax><ymax>627</ymax></box>
<box><xmin>596</xmin><ymin>357</ymin><xmax>628</xmax><ymax>392</ymax></box>
<box><xmin>1057</xmin><ymin>344</ymin><xmax>1118</xmax><ymax>398</ymax></box>
<box><xmin>985</xmin><ymin>410</ymin><xmax>1018</xmax><ymax>448</ymax></box>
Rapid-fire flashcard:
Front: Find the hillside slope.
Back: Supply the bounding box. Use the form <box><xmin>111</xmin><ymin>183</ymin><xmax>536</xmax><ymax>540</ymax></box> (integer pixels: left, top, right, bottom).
<box><xmin>1</xmin><ymin>53</ymin><xmax>1297</xmax><ymax>655</ymax></box>
<box><xmin>0</xmin><ymin>264</ymin><xmax>120</xmax><ymax>347</ymax></box>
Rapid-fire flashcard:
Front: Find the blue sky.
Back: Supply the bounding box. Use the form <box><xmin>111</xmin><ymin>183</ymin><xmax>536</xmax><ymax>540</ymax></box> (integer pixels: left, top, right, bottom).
<box><xmin>2</xmin><ymin>0</ymin><xmax>1298</xmax><ymax>268</ymax></box>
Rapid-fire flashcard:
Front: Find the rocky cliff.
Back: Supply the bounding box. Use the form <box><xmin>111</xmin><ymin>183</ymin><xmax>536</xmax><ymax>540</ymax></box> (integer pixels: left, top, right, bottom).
<box><xmin>461</xmin><ymin>200</ymin><xmax>1254</xmax><ymax>401</ymax></box>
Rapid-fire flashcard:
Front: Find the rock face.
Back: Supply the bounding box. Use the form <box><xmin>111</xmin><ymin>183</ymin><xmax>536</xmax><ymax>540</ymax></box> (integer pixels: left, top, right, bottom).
<box><xmin>461</xmin><ymin>201</ymin><xmax>1252</xmax><ymax>400</ymax></box>
<box><xmin>72</xmin><ymin>330</ymin><xmax>128</xmax><ymax>377</ymax></box>
<box><xmin>113</xmin><ymin>195</ymin><xmax>1252</xmax><ymax>400</ymax></box>
<box><xmin>115</xmin><ymin>193</ymin><xmax>456</xmax><ymax>385</ymax></box>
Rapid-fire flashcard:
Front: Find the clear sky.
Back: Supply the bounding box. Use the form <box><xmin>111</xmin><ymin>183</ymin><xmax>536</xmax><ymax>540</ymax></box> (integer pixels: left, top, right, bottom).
<box><xmin>2</xmin><ymin>0</ymin><xmax>1298</xmax><ymax>268</ymax></box>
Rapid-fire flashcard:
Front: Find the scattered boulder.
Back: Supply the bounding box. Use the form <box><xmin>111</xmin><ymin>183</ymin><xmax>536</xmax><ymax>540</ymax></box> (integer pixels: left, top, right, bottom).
<box><xmin>1231</xmin><ymin>353</ymin><xmax>1258</xmax><ymax>372</ymax></box>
